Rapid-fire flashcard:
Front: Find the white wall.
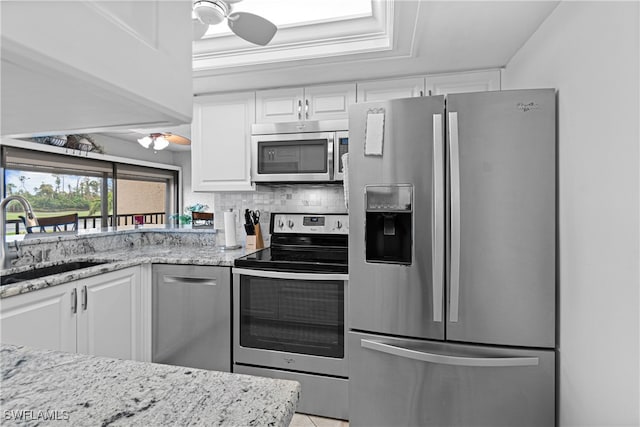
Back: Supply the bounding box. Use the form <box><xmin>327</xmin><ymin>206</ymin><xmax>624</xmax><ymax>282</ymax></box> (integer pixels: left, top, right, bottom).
<box><xmin>502</xmin><ymin>2</ymin><xmax>639</xmax><ymax>426</ymax></box>
<box><xmin>174</xmin><ymin>150</ymin><xmax>216</xmax><ymax>215</ymax></box>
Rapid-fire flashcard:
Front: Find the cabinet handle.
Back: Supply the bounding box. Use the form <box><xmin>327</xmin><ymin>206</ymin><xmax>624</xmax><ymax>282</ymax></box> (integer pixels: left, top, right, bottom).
<box><xmin>298</xmin><ymin>99</ymin><xmax>302</xmax><ymax>120</ymax></box>
<box><xmin>71</xmin><ymin>288</ymin><xmax>77</xmax><ymax>314</ymax></box>
<box><xmin>305</xmin><ymin>99</ymin><xmax>309</xmax><ymax>119</ymax></box>
<box><xmin>81</xmin><ymin>285</ymin><xmax>88</xmax><ymax>311</ymax></box>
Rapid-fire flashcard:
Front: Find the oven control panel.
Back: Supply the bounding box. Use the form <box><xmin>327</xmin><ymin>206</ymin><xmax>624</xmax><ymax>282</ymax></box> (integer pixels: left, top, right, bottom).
<box><xmin>272</xmin><ymin>213</ymin><xmax>349</xmax><ymax>235</ymax></box>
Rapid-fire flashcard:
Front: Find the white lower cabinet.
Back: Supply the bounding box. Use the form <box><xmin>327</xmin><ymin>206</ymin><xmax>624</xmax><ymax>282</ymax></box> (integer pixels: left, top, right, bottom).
<box><xmin>0</xmin><ymin>282</ymin><xmax>76</xmax><ymax>353</ymax></box>
<box><xmin>0</xmin><ymin>266</ymin><xmax>145</xmax><ymax>361</ymax></box>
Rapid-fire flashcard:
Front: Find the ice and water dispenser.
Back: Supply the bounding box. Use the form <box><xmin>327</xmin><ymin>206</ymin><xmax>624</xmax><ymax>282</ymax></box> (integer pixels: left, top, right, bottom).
<box><xmin>365</xmin><ymin>184</ymin><xmax>413</xmax><ymax>265</ymax></box>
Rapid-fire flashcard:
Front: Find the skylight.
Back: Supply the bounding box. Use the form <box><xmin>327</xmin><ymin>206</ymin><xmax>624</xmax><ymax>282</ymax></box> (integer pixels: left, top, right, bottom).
<box><xmin>204</xmin><ymin>0</ymin><xmax>373</xmax><ymax>37</ymax></box>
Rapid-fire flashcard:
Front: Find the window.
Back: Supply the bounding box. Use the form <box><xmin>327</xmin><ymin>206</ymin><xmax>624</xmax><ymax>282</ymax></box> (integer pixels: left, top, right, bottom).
<box><xmin>114</xmin><ymin>163</ymin><xmax>178</xmax><ymax>227</ymax></box>
<box><xmin>2</xmin><ymin>146</ymin><xmax>178</xmax><ymax>236</ymax></box>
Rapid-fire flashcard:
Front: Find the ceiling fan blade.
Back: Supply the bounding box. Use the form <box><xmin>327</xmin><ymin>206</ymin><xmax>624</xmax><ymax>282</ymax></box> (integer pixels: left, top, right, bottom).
<box><xmin>165</xmin><ymin>134</ymin><xmax>191</xmax><ymax>145</ymax></box>
<box><xmin>193</xmin><ymin>18</ymin><xmax>209</xmax><ymax>40</ymax></box>
<box><xmin>227</xmin><ymin>12</ymin><xmax>277</xmax><ymax>46</ymax></box>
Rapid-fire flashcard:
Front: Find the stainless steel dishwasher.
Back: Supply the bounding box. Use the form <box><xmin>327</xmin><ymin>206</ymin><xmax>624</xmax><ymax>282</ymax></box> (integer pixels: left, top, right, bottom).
<box><xmin>152</xmin><ymin>264</ymin><xmax>231</xmax><ymax>372</ymax></box>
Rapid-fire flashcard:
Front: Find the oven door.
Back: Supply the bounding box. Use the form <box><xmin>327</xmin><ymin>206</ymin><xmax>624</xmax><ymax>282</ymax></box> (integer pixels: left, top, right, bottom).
<box><xmin>232</xmin><ymin>268</ymin><xmax>348</xmax><ymax>377</ymax></box>
<box><xmin>251</xmin><ymin>132</ymin><xmax>334</xmax><ymax>182</ymax></box>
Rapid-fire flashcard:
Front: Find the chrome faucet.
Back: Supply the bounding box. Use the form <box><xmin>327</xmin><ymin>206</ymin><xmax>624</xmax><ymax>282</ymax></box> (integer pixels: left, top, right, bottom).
<box><xmin>1</xmin><ymin>195</ymin><xmax>38</xmax><ymax>269</ymax></box>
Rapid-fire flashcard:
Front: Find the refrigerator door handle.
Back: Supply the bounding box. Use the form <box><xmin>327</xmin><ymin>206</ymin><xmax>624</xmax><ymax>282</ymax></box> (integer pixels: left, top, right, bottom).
<box><xmin>432</xmin><ymin>113</ymin><xmax>444</xmax><ymax>322</ymax></box>
<box><xmin>361</xmin><ymin>339</ymin><xmax>539</xmax><ymax>367</ymax></box>
<box><xmin>448</xmin><ymin>111</ymin><xmax>461</xmax><ymax>323</ymax></box>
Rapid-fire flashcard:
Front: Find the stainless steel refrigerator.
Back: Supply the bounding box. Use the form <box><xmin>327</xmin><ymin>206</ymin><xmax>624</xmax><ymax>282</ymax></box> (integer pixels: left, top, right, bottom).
<box><xmin>348</xmin><ymin>90</ymin><xmax>556</xmax><ymax>426</ymax></box>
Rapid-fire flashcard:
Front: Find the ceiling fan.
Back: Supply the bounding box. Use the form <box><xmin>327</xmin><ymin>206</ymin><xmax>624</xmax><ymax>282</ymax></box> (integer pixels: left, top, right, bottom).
<box><xmin>192</xmin><ymin>0</ymin><xmax>277</xmax><ymax>46</ymax></box>
<box><xmin>137</xmin><ymin>133</ymin><xmax>191</xmax><ymax>151</ymax></box>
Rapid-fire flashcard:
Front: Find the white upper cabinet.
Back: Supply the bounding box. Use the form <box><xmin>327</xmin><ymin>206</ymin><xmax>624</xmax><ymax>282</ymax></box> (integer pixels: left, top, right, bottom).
<box><xmin>256</xmin><ymin>83</ymin><xmax>356</xmax><ymax>123</ymax></box>
<box><xmin>1</xmin><ymin>1</ymin><xmax>192</xmax><ymax>136</ymax></box>
<box><xmin>192</xmin><ymin>92</ymin><xmax>256</xmax><ymax>192</ymax></box>
<box><xmin>256</xmin><ymin>88</ymin><xmax>304</xmax><ymax>123</ymax></box>
<box><xmin>356</xmin><ymin>77</ymin><xmax>426</xmax><ymax>102</ymax></box>
<box><xmin>426</xmin><ymin>70</ymin><xmax>501</xmax><ymax>95</ymax></box>
<box><xmin>304</xmin><ymin>84</ymin><xmax>356</xmax><ymax>121</ymax></box>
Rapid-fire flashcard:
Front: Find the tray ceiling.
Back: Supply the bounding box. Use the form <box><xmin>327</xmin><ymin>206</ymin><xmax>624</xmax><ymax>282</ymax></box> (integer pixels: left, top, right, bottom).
<box><xmin>192</xmin><ymin>0</ymin><xmax>560</xmax><ymax>94</ymax></box>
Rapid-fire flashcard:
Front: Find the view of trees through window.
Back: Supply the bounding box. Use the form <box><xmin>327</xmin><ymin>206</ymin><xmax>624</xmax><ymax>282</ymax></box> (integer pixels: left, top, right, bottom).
<box><xmin>2</xmin><ymin>147</ymin><xmax>178</xmax><ymax>236</ymax></box>
<box><xmin>4</xmin><ymin>169</ymin><xmax>111</xmax><ymax>223</ymax></box>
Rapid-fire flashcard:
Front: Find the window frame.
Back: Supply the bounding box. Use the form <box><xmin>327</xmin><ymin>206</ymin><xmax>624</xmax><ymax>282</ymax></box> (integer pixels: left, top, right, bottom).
<box><xmin>1</xmin><ymin>141</ymin><xmax>182</xmax><ymax>233</ymax></box>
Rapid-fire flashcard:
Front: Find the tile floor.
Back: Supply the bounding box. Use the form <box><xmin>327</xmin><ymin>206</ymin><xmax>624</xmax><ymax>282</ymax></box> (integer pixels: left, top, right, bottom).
<box><xmin>290</xmin><ymin>413</ymin><xmax>349</xmax><ymax>427</ymax></box>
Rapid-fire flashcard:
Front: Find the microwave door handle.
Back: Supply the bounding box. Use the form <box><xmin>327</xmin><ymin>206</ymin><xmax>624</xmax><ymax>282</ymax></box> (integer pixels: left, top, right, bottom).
<box><xmin>328</xmin><ymin>135</ymin><xmax>335</xmax><ymax>180</ymax></box>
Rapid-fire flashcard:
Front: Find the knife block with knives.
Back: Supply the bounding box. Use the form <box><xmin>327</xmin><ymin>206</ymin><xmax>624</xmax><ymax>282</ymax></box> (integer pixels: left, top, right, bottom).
<box><xmin>244</xmin><ymin>209</ymin><xmax>264</xmax><ymax>251</ymax></box>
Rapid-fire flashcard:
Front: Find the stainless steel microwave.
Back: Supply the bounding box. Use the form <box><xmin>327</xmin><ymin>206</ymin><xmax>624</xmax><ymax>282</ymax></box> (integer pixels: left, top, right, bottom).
<box><xmin>251</xmin><ymin>120</ymin><xmax>348</xmax><ymax>183</ymax></box>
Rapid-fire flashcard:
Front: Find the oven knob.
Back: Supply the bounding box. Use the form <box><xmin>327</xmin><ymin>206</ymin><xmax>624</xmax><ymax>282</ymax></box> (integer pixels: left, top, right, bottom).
<box><xmin>287</xmin><ymin>220</ymin><xmax>294</xmax><ymax>228</ymax></box>
<box><xmin>336</xmin><ymin>220</ymin><xmax>342</xmax><ymax>229</ymax></box>
<box><xmin>277</xmin><ymin>220</ymin><xmax>284</xmax><ymax>229</ymax></box>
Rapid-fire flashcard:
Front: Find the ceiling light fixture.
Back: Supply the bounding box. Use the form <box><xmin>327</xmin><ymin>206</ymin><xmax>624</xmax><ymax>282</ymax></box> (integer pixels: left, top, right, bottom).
<box><xmin>137</xmin><ymin>133</ymin><xmax>190</xmax><ymax>151</ymax></box>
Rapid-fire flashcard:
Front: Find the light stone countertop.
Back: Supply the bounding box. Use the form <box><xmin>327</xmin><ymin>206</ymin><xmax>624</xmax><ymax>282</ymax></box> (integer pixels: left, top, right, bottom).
<box><xmin>1</xmin><ymin>229</ymin><xmax>251</xmax><ymax>299</ymax></box>
<box><xmin>0</xmin><ymin>344</ymin><xmax>299</xmax><ymax>426</ymax></box>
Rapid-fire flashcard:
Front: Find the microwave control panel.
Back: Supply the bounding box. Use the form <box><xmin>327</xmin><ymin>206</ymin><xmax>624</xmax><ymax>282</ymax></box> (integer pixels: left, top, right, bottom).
<box><xmin>272</xmin><ymin>213</ymin><xmax>348</xmax><ymax>235</ymax></box>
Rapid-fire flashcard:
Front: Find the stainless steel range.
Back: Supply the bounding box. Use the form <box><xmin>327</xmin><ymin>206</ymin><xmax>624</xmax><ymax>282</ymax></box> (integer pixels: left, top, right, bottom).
<box><xmin>233</xmin><ymin>212</ymin><xmax>349</xmax><ymax>420</ymax></box>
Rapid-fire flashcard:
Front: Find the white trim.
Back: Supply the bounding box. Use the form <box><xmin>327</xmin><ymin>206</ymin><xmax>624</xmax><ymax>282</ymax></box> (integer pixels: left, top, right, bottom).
<box><xmin>193</xmin><ymin>0</ymin><xmax>396</xmax><ymax>73</ymax></box>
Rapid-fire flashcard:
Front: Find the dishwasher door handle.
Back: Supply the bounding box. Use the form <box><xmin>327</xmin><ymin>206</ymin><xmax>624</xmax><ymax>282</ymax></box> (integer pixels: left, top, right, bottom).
<box><xmin>162</xmin><ymin>276</ymin><xmax>217</xmax><ymax>286</ymax></box>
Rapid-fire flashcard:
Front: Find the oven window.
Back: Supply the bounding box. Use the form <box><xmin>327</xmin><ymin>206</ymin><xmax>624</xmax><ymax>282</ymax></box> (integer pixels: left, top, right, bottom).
<box><xmin>240</xmin><ymin>276</ymin><xmax>344</xmax><ymax>358</ymax></box>
<box><xmin>258</xmin><ymin>140</ymin><xmax>327</xmax><ymax>174</ymax></box>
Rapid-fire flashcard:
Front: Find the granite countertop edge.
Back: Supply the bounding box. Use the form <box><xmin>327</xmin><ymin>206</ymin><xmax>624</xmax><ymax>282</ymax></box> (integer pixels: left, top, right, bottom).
<box><xmin>0</xmin><ymin>246</ymin><xmax>247</xmax><ymax>299</ymax></box>
<box><xmin>0</xmin><ymin>343</ymin><xmax>300</xmax><ymax>427</ymax></box>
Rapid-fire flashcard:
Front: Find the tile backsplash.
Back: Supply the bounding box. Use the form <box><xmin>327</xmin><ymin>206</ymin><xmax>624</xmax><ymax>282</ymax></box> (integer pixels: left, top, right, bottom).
<box><xmin>208</xmin><ymin>184</ymin><xmax>347</xmax><ymax>246</ymax></box>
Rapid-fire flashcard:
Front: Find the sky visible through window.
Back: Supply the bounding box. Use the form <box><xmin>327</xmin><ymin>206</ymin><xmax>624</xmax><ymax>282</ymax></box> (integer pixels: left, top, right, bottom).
<box><xmin>205</xmin><ymin>0</ymin><xmax>373</xmax><ymax>36</ymax></box>
<box><xmin>5</xmin><ymin>170</ymin><xmax>85</xmax><ymax>195</ymax></box>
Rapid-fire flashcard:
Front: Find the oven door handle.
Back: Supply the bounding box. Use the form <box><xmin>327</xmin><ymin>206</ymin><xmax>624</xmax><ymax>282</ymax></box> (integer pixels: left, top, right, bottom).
<box><xmin>232</xmin><ymin>267</ymin><xmax>348</xmax><ymax>281</ymax></box>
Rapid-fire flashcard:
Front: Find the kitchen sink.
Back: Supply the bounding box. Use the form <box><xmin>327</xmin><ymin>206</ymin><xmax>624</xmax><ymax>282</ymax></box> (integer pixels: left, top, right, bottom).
<box><xmin>1</xmin><ymin>261</ymin><xmax>108</xmax><ymax>286</ymax></box>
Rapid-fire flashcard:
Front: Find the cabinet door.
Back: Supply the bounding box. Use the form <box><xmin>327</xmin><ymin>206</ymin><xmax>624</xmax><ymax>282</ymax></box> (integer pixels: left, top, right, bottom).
<box><xmin>357</xmin><ymin>77</ymin><xmax>425</xmax><ymax>102</ymax></box>
<box><xmin>426</xmin><ymin>69</ymin><xmax>500</xmax><ymax>95</ymax></box>
<box><xmin>304</xmin><ymin>83</ymin><xmax>356</xmax><ymax>121</ymax></box>
<box><xmin>256</xmin><ymin>87</ymin><xmax>305</xmax><ymax>123</ymax></box>
<box><xmin>192</xmin><ymin>92</ymin><xmax>256</xmax><ymax>192</ymax></box>
<box><xmin>77</xmin><ymin>267</ymin><xmax>142</xmax><ymax>360</ymax></box>
<box><xmin>0</xmin><ymin>283</ymin><xmax>76</xmax><ymax>353</ymax></box>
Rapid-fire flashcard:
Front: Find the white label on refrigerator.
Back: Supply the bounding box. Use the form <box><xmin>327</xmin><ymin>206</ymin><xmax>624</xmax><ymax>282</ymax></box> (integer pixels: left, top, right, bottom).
<box><xmin>365</xmin><ymin>111</ymin><xmax>385</xmax><ymax>156</ymax></box>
